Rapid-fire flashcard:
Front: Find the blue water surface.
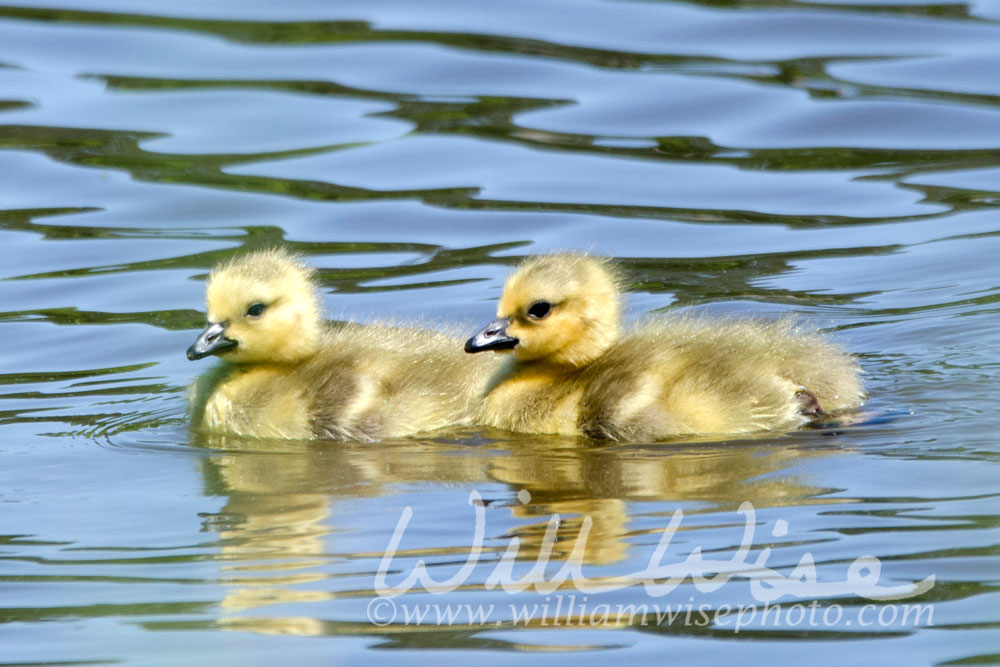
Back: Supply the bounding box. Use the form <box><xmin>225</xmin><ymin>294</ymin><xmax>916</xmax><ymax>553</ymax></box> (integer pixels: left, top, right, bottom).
<box><xmin>1</xmin><ymin>0</ymin><xmax>998</xmax><ymax>665</ymax></box>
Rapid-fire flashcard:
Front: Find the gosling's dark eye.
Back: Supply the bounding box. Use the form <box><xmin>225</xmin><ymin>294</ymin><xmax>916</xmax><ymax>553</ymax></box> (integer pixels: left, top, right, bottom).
<box><xmin>245</xmin><ymin>302</ymin><xmax>266</xmax><ymax>318</ymax></box>
<box><xmin>527</xmin><ymin>301</ymin><xmax>552</xmax><ymax>320</ymax></box>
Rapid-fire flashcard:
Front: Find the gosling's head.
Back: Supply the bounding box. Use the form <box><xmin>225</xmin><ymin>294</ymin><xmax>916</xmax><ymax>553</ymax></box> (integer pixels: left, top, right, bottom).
<box><xmin>465</xmin><ymin>253</ymin><xmax>622</xmax><ymax>367</ymax></box>
<box><xmin>187</xmin><ymin>249</ymin><xmax>323</xmax><ymax>364</ymax></box>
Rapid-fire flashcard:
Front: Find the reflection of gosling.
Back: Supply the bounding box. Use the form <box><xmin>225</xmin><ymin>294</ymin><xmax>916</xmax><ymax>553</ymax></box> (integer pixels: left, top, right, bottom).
<box><xmin>465</xmin><ymin>254</ymin><xmax>864</xmax><ymax>441</ymax></box>
<box><xmin>187</xmin><ymin>249</ymin><xmax>498</xmax><ymax>441</ymax></box>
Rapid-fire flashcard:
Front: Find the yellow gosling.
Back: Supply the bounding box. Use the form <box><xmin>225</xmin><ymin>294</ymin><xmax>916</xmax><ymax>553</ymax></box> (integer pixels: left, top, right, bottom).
<box><xmin>465</xmin><ymin>253</ymin><xmax>864</xmax><ymax>441</ymax></box>
<box><xmin>187</xmin><ymin>248</ymin><xmax>498</xmax><ymax>442</ymax></box>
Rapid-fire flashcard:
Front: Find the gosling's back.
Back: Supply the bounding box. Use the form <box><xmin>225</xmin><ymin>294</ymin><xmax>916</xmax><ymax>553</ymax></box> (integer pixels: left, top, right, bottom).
<box><xmin>307</xmin><ymin>323</ymin><xmax>498</xmax><ymax>440</ymax></box>
<box><xmin>580</xmin><ymin>317</ymin><xmax>864</xmax><ymax>440</ymax></box>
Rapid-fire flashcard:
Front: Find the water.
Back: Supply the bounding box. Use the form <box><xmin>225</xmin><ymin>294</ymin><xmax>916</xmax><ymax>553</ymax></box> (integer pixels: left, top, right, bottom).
<box><xmin>1</xmin><ymin>0</ymin><xmax>998</xmax><ymax>664</ymax></box>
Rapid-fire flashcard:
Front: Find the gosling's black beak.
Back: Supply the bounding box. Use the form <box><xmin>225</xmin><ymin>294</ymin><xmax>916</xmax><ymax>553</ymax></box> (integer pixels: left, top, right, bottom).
<box><xmin>465</xmin><ymin>317</ymin><xmax>519</xmax><ymax>353</ymax></box>
<box><xmin>187</xmin><ymin>322</ymin><xmax>237</xmax><ymax>361</ymax></box>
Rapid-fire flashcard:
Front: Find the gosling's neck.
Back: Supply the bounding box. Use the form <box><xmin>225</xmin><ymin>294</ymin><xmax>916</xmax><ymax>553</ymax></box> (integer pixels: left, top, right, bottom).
<box><xmin>512</xmin><ymin>333</ymin><xmax>617</xmax><ymax>374</ymax></box>
<box><xmin>265</xmin><ymin>328</ymin><xmax>322</xmax><ymax>364</ymax></box>
<box><xmin>227</xmin><ymin>315</ymin><xmax>324</xmax><ymax>366</ymax></box>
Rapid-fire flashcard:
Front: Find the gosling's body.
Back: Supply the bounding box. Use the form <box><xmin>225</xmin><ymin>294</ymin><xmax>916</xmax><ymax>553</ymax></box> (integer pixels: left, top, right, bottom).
<box><xmin>480</xmin><ymin>317</ymin><xmax>862</xmax><ymax>440</ymax></box>
<box><xmin>466</xmin><ymin>254</ymin><xmax>864</xmax><ymax>441</ymax></box>
<box><xmin>188</xmin><ymin>250</ymin><xmax>497</xmax><ymax>441</ymax></box>
<box><xmin>190</xmin><ymin>322</ymin><xmax>494</xmax><ymax>441</ymax></box>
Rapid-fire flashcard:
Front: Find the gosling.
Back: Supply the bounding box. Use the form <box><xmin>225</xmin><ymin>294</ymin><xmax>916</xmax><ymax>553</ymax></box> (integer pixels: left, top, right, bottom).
<box><xmin>464</xmin><ymin>253</ymin><xmax>864</xmax><ymax>441</ymax></box>
<box><xmin>187</xmin><ymin>249</ymin><xmax>498</xmax><ymax>441</ymax></box>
